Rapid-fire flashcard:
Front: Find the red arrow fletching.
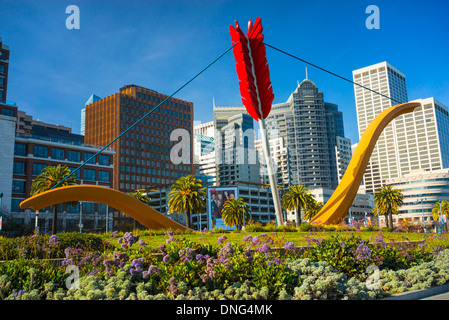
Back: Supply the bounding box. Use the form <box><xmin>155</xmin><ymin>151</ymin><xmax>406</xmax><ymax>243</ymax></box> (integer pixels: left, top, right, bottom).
<box><xmin>229</xmin><ymin>17</ymin><xmax>274</xmax><ymax>120</ymax></box>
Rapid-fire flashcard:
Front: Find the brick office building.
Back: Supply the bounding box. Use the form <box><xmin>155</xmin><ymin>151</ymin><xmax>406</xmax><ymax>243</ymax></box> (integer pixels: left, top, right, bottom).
<box><xmin>84</xmin><ymin>84</ymin><xmax>195</xmax><ymax>191</ymax></box>
<box><xmin>84</xmin><ymin>84</ymin><xmax>195</xmax><ymax>225</ymax></box>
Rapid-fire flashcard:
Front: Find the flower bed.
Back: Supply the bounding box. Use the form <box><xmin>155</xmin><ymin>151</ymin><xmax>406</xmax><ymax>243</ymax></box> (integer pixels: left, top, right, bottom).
<box><xmin>0</xmin><ymin>230</ymin><xmax>448</xmax><ymax>300</ymax></box>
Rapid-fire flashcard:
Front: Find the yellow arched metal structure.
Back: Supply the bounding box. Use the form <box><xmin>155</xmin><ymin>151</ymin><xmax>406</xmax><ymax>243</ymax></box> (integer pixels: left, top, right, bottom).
<box><xmin>20</xmin><ymin>102</ymin><xmax>420</xmax><ymax>229</ymax></box>
<box><xmin>310</xmin><ymin>101</ymin><xmax>421</xmax><ymax>225</ymax></box>
<box><xmin>20</xmin><ymin>185</ymin><xmax>191</xmax><ymax>231</ymax></box>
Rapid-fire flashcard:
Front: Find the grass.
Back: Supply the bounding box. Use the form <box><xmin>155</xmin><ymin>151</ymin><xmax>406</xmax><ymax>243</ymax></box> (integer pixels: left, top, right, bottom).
<box><xmin>103</xmin><ymin>227</ymin><xmax>435</xmax><ymax>252</ymax></box>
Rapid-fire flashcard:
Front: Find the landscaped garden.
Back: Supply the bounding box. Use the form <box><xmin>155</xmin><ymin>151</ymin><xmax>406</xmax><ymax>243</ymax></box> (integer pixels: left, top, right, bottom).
<box><xmin>1</xmin><ymin>223</ymin><xmax>449</xmax><ymax>300</ymax></box>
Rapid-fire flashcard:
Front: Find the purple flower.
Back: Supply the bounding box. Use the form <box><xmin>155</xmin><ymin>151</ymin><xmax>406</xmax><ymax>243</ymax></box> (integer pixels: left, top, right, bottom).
<box><xmin>250</xmin><ymin>236</ymin><xmax>261</xmax><ymax>246</ymax></box>
<box><xmin>218</xmin><ymin>235</ymin><xmax>227</xmax><ymax>244</ymax></box>
<box><xmin>196</xmin><ymin>254</ymin><xmax>205</xmax><ymax>262</ymax></box>
<box><xmin>284</xmin><ymin>242</ymin><xmax>295</xmax><ymax>251</ymax></box>
<box><xmin>168</xmin><ymin>277</ymin><xmax>179</xmax><ymax>296</ymax></box>
<box><xmin>165</xmin><ymin>231</ymin><xmax>176</xmax><ymax>244</ymax></box>
<box><xmin>62</xmin><ymin>258</ymin><xmax>74</xmax><ymax>266</ymax></box>
<box><xmin>354</xmin><ymin>244</ymin><xmax>372</xmax><ymax>261</ymax></box>
<box><xmin>118</xmin><ymin>232</ymin><xmax>139</xmax><ymax>250</ymax></box>
<box><xmin>48</xmin><ymin>235</ymin><xmax>60</xmax><ymax>246</ymax></box>
<box><xmin>143</xmin><ymin>265</ymin><xmax>162</xmax><ymax>279</ymax></box>
<box><xmin>242</xmin><ymin>235</ymin><xmax>253</xmax><ymax>242</ymax></box>
<box><xmin>259</xmin><ymin>244</ymin><xmax>271</xmax><ymax>254</ymax></box>
<box><xmin>162</xmin><ymin>254</ymin><xmax>170</xmax><ymax>263</ymax></box>
<box><xmin>267</xmin><ymin>258</ymin><xmax>280</xmax><ymax>266</ymax></box>
<box><xmin>159</xmin><ymin>244</ymin><xmax>167</xmax><ymax>255</ymax></box>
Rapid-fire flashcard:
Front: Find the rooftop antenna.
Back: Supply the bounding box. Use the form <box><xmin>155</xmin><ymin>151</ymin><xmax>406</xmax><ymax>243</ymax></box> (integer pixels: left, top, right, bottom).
<box><xmin>306</xmin><ymin>66</ymin><xmax>308</xmax><ymax>80</ymax></box>
<box><xmin>213</xmin><ymin>97</ymin><xmax>215</xmax><ymax>108</ymax></box>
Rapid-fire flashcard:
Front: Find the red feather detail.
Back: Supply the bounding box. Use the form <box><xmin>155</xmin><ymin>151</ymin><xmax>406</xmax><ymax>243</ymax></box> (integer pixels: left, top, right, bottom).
<box><xmin>229</xmin><ymin>17</ymin><xmax>274</xmax><ymax>120</ymax></box>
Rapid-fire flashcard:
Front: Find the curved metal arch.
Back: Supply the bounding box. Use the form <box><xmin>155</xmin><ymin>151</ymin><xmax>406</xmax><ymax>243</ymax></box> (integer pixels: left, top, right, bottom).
<box><xmin>310</xmin><ymin>101</ymin><xmax>421</xmax><ymax>225</ymax></box>
<box><xmin>20</xmin><ymin>185</ymin><xmax>190</xmax><ymax>231</ymax></box>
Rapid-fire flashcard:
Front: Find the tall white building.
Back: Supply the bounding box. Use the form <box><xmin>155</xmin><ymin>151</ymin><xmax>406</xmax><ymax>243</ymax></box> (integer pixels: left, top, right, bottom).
<box><xmin>335</xmin><ymin>136</ymin><xmax>352</xmax><ymax>183</ymax></box>
<box><xmin>193</xmin><ymin>133</ymin><xmax>216</xmax><ymax>184</ymax></box>
<box><xmin>353</xmin><ymin>62</ymin><xmax>449</xmax><ymax>193</ymax></box>
<box><xmin>194</xmin><ymin>120</ymin><xmax>215</xmax><ymax>137</ymax></box>
<box><xmin>354</xmin><ymin>62</ymin><xmax>449</xmax><ymax>194</ymax></box>
<box><xmin>353</xmin><ymin>62</ymin><xmax>409</xmax><ymax>194</ymax></box>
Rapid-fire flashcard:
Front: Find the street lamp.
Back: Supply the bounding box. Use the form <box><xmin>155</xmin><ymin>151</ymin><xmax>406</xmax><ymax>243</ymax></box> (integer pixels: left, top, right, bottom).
<box><xmin>35</xmin><ymin>210</ymin><xmax>39</xmax><ymax>234</ymax></box>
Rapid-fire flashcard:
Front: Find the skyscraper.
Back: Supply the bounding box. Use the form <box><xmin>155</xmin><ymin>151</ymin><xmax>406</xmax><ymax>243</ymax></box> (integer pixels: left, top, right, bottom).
<box><xmin>353</xmin><ymin>62</ymin><xmax>449</xmax><ymax>194</ymax></box>
<box><xmin>84</xmin><ymin>84</ymin><xmax>195</xmax><ymax>194</ymax></box>
<box><xmin>265</xmin><ymin>79</ymin><xmax>349</xmax><ymax>189</ymax></box>
<box><xmin>213</xmin><ymin>107</ymin><xmax>260</xmax><ymax>186</ymax></box>
<box><xmin>353</xmin><ymin>62</ymin><xmax>408</xmax><ymax>194</ymax></box>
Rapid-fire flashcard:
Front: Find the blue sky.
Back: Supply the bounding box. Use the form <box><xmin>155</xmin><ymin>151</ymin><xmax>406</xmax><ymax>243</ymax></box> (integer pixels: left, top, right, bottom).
<box><xmin>1</xmin><ymin>0</ymin><xmax>448</xmax><ymax>144</ymax></box>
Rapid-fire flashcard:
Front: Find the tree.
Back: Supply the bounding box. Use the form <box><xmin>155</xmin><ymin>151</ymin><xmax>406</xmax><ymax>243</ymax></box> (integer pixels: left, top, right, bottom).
<box><xmin>31</xmin><ymin>165</ymin><xmax>78</xmax><ymax>234</ymax></box>
<box><xmin>282</xmin><ymin>184</ymin><xmax>314</xmax><ymax>227</ymax></box>
<box><xmin>432</xmin><ymin>201</ymin><xmax>449</xmax><ymax>222</ymax></box>
<box><xmin>167</xmin><ymin>175</ymin><xmax>206</xmax><ymax>229</ymax></box>
<box><xmin>128</xmin><ymin>190</ymin><xmax>150</xmax><ymax>205</ymax></box>
<box><xmin>372</xmin><ymin>201</ymin><xmax>388</xmax><ymax>228</ymax></box>
<box><xmin>304</xmin><ymin>200</ymin><xmax>324</xmax><ymax>222</ymax></box>
<box><xmin>373</xmin><ymin>185</ymin><xmax>403</xmax><ymax>229</ymax></box>
<box><xmin>221</xmin><ymin>197</ymin><xmax>250</xmax><ymax>230</ymax></box>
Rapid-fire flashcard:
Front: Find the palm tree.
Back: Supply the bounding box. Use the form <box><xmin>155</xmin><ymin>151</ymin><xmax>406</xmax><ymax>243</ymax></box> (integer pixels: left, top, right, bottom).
<box><xmin>372</xmin><ymin>201</ymin><xmax>389</xmax><ymax>228</ymax></box>
<box><xmin>167</xmin><ymin>175</ymin><xmax>206</xmax><ymax>229</ymax></box>
<box><xmin>31</xmin><ymin>165</ymin><xmax>78</xmax><ymax>234</ymax></box>
<box><xmin>304</xmin><ymin>200</ymin><xmax>324</xmax><ymax>222</ymax></box>
<box><xmin>374</xmin><ymin>185</ymin><xmax>403</xmax><ymax>229</ymax></box>
<box><xmin>432</xmin><ymin>200</ymin><xmax>449</xmax><ymax>222</ymax></box>
<box><xmin>221</xmin><ymin>197</ymin><xmax>250</xmax><ymax>230</ymax></box>
<box><xmin>282</xmin><ymin>184</ymin><xmax>314</xmax><ymax>227</ymax></box>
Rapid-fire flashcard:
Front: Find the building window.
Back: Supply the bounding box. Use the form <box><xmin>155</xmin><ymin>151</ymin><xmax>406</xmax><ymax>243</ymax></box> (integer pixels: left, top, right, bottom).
<box><xmin>0</xmin><ymin>76</ymin><xmax>4</xmax><ymax>86</ymax></box>
<box><xmin>83</xmin><ymin>169</ymin><xmax>96</xmax><ymax>181</ymax></box>
<box><xmin>51</xmin><ymin>148</ymin><xmax>65</xmax><ymax>160</ymax></box>
<box><xmin>13</xmin><ymin>162</ymin><xmax>26</xmax><ymax>175</ymax></box>
<box><xmin>69</xmin><ymin>167</ymin><xmax>80</xmax><ymax>179</ymax></box>
<box><xmin>84</xmin><ymin>152</ymin><xmax>96</xmax><ymax>164</ymax></box>
<box><xmin>11</xmin><ymin>199</ymin><xmax>24</xmax><ymax>212</ymax></box>
<box><xmin>32</xmin><ymin>163</ymin><xmax>47</xmax><ymax>176</ymax></box>
<box><xmin>0</xmin><ymin>64</ymin><xmax>5</xmax><ymax>74</ymax></box>
<box><xmin>1</xmin><ymin>107</ymin><xmax>13</xmax><ymax>116</ymax></box>
<box><xmin>14</xmin><ymin>143</ymin><xmax>27</xmax><ymax>156</ymax></box>
<box><xmin>12</xmin><ymin>180</ymin><xmax>25</xmax><ymax>193</ymax></box>
<box><xmin>81</xmin><ymin>202</ymin><xmax>95</xmax><ymax>214</ymax></box>
<box><xmin>68</xmin><ymin>150</ymin><xmax>81</xmax><ymax>162</ymax></box>
<box><xmin>33</xmin><ymin>145</ymin><xmax>48</xmax><ymax>158</ymax></box>
<box><xmin>98</xmin><ymin>170</ymin><xmax>110</xmax><ymax>182</ymax></box>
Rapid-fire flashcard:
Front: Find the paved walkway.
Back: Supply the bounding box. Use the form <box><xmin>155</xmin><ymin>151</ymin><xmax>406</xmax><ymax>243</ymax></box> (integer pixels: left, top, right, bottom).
<box><xmin>421</xmin><ymin>291</ymin><xmax>449</xmax><ymax>300</ymax></box>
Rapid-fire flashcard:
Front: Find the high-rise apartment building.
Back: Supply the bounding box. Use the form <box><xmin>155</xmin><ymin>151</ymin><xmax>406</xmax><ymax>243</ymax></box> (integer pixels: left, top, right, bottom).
<box><xmin>265</xmin><ymin>79</ymin><xmax>349</xmax><ymax>189</ymax></box>
<box><xmin>84</xmin><ymin>84</ymin><xmax>195</xmax><ymax>193</ymax></box>
<box><xmin>353</xmin><ymin>62</ymin><xmax>449</xmax><ymax>194</ymax></box>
